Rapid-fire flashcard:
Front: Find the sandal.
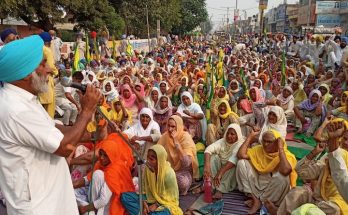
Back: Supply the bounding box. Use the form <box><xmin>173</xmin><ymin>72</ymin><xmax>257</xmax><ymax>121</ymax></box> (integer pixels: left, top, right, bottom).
<box><xmin>191</xmin><ymin>185</ymin><xmax>204</xmax><ymax>195</ymax></box>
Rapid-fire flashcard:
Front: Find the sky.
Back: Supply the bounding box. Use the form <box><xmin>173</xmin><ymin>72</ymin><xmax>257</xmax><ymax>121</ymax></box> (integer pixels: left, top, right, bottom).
<box><xmin>206</xmin><ymin>0</ymin><xmax>299</xmax><ymax>30</ymax></box>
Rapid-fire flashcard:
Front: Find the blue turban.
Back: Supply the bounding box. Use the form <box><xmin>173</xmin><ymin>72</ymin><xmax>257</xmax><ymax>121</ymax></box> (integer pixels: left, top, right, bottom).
<box><xmin>39</xmin><ymin>32</ymin><xmax>52</xmax><ymax>42</ymax></box>
<box><xmin>1</xmin><ymin>28</ymin><xmax>17</xmax><ymax>42</ymax></box>
<box><xmin>0</xmin><ymin>35</ymin><xmax>44</xmax><ymax>82</ymax></box>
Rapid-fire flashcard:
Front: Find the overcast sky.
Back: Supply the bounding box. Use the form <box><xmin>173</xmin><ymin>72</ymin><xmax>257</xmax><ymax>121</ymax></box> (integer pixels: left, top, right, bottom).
<box><xmin>206</xmin><ymin>0</ymin><xmax>299</xmax><ymax>30</ymax></box>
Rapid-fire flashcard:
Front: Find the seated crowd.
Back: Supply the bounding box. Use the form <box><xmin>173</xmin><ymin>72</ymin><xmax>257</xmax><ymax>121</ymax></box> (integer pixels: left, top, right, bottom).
<box><xmin>1</xmin><ymin>29</ymin><xmax>348</xmax><ymax>215</ymax></box>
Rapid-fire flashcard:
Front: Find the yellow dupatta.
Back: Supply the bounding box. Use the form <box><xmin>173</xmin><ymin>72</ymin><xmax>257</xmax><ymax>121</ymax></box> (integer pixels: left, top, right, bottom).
<box><xmin>320</xmin><ymin>148</ymin><xmax>348</xmax><ymax>214</ymax></box>
<box><xmin>318</xmin><ymin>84</ymin><xmax>332</xmax><ymax>105</ymax></box>
<box><xmin>108</xmin><ymin>99</ymin><xmax>132</xmax><ymax>124</ymax></box>
<box><xmin>144</xmin><ymin>145</ymin><xmax>183</xmax><ymax>215</ymax></box>
<box><xmin>216</xmin><ymin>61</ymin><xmax>224</xmax><ymax>86</ymax></box>
<box><xmin>337</xmin><ymin>91</ymin><xmax>348</xmax><ymax>113</ymax></box>
<box><xmin>293</xmin><ymin>88</ymin><xmax>307</xmax><ymax>106</ymax></box>
<box><xmin>217</xmin><ymin>100</ymin><xmax>239</xmax><ymax>120</ymax></box>
<box><xmin>247</xmin><ymin>129</ymin><xmax>298</xmax><ymax>187</ymax></box>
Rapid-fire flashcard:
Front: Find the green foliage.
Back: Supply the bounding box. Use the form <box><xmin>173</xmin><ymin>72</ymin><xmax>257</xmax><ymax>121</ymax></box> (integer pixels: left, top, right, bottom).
<box><xmin>60</xmin><ymin>30</ymin><xmax>75</xmax><ymax>42</ymax></box>
<box><xmin>0</xmin><ymin>0</ymin><xmax>208</xmax><ymax>37</ymax></box>
<box><xmin>1</xmin><ymin>0</ymin><xmax>74</xmax><ymax>31</ymax></box>
<box><xmin>200</xmin><ymin>20</ymin><xmax>213</xmax><ymax>34</ymax></box>
<box><xmin>71</xmin><ymin>0</ymin><xmax>125</xmax><ymax>37</ymax></box>
<box><xmin>0</xmin><ymin>0</ymin><xmax>125</xmax><ymax>36</ymax></box>
<box><xmin>171</xmin><ymin>0</ymin><xmax>208</xmax><ymax>35</ymax></box>
<box><xmin>110</xmin><ymin>0</ymin><xmax>182</xmax><ymax>37</ymax></box>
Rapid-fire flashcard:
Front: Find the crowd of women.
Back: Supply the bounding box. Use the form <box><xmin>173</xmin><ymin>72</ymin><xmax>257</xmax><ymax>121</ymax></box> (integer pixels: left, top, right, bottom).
<box><xmin>48</xmin><ymin>32</ymin><xmax>348</xmax><ymax>214</ymax></box>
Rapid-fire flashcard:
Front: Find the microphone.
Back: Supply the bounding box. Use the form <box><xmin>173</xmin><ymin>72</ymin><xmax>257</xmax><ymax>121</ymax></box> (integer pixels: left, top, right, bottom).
<box><xmin>60</xmin><ymin>77</ymin><xmax>87</xmax><ymax>93</ymax></box>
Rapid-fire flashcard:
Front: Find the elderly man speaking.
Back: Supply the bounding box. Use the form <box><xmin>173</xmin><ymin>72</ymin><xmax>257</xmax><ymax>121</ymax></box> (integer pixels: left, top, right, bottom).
<box><xmin>0</xmin><ymin>35</ymin><xmax>101</xmax><ymax>214</ymax></box>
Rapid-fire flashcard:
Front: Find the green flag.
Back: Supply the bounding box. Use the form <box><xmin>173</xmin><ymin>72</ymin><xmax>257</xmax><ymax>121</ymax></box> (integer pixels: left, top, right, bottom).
<box><xmin>207</xmin><ymin>56</ymin><xmax>214</xmax><ymax>109</ymax></box>
<box><xmin>281</xmin><ymin>50</ymin><xmax>287</xmax><ymax>86</ymax></box>
<box><xmin>239</xmin><ymin>68</ymin><xmax>250</xmax><ymax>99</ymax></box>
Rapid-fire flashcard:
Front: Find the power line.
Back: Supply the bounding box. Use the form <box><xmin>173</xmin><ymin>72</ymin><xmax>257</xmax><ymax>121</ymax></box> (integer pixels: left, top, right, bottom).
<box><xmin>207</xmin><ymin>7</ymin><xmax>228</xmax><ymax>11</ymax></box>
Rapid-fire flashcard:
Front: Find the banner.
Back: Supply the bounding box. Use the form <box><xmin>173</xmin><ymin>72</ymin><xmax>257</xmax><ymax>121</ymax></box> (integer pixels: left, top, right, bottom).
<box><xmin>316</xmin><ymin>14</ymin><xmax>341</xmax><ymax>27</ymax></box>
<box><xmin>259</xmin><ymin>0</ymin><xmax>268</xmax><ymax>10</ymax></box>
<box><xmin>340</xmin><ymin>1</ymin><xmax>348</xmax><ymax>13</ymax></box>
<box><xmin>316</xmin><ymin>1</ymin><xmax>340</xmax><ymax>14</ymax></box>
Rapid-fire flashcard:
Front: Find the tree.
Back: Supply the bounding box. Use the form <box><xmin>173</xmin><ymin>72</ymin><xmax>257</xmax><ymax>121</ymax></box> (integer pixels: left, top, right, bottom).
<box><xmin>171</xmin><ymin>0</ymin><xmax>208</xmax><ymax>35</ymax></box>
<box><xmin>200</xmin><ymin>20</ymin><xmax>213</xmax><ymax>34</ymax></box>
<box><xmin>109</xmin><ymin>0</ymin><xmax>181</xmax><ymax>37</ymax></box>
<box><xmin>0</xmin><ymin>0</ymin><xmax>76</xmax><ymax>31</ymax></box>
<box><xmin>0</xmin><ymin>0</ymin><xmax>125</xmax><ymax>35</ymax></box>
<box><xmin>72</xmin><ymin>0</ymin><xmax>125</xmax><ymax>37</ymax></box>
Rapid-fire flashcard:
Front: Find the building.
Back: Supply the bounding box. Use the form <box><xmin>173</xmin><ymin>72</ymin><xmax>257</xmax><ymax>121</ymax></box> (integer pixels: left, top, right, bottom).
<box><xmin>0</xmin><ymin>17</ymin><xmax>42</xmax><ymax>39</ymax></box>
<box><xmin>266</xmin><ymin>8</ymin><xmax>277</xmax><ymax>33</ymax></box>
<box><xmin>287</xmin><ymin>4</ymin><xmax>300</xmax><ymax>34</ymax></box>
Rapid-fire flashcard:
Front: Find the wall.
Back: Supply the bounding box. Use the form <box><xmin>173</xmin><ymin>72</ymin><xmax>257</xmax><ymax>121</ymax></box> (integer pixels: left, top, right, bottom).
<box><xmin>0</xmin><ymin>25</ymin><xmax>42</xmax><ymax>38</ymax></box>
<box><xmin>297</xmin><ymin>4</ymin><xmax>316</xmax><ymax>25</ymax></box>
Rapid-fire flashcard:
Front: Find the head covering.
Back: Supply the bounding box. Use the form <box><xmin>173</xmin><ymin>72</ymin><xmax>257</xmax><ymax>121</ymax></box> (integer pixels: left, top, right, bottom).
<box><xmin>102</xmin><ymin>80</ymin><xmax>119</xmax><ymax>102</ymax></box>
<box><xmin>177</xmin><ymin>91</ymin><xmax>204</xmax><ymax>118</ymax></box>
<box><xmin>277</xmin><ymin>86</ymin><xmax>294</xmax><ymax>106</ymax></box>
<box><xmin>205</xmin><ymin>123</ymin><xmax>245</xmax><ymax>164</ymax></box>
<box><xmin>109</xmin><ymin>98</ymin><xmax>132</xmax><ymax>124</ymax></box>
<box><xmin>292</xmin><ymin>203</ymin><xmax>326</xmax><ymax>215</ymax></box>
<box><xmin>120</xmin><ymin>84</ymin><xmax>137</xmax><ymax>108</ymax></box>
<box><xmin>144</xmin><ymin>145</ymin><xmax>183</xmax><ymax>215</ymax></box>
<box><xmin>157</xmin><ymin>115</ymin><xmax>199</xmax><ymax>179</ymax></box>
<box><xmin>298</xmin><ymin>90</ymin><xmax>325</xmax><ymax>117</ymax></box>
<box><xmin>146</xmin><ymin>87</ymin><xmax>161</xmax><ymax>111</ymax></box>
<box><xmin>99</xmin><ymin>133</ymin><xmax>135</xmax><ymax>214</ymax></box>
<box><xmin>318</xmin><ymin>83</ymin><xmax>332</xmax><ymax>105</ymax></box>
<box><xmin>320</xmin><ymin>147</ymin><xmax>348</xmax><ymax>213</ymax></box>
<box><xmin>39</xmin><ymin>32</ymin><xmax>52</xmax><ymax>42</ymax></box>
<box><xmin>250</xmin><ymin>86</ymin><xmax>265</xmax><ymax>103</ymax></box>
<box><xmin>0</xmin><ymin>35</ymin><xmax>43</xmax><ymax>82</ymax></box>
<box><xmin>134</xmin><ymin>83</ymin><xmax>145</xmax><ymax>97</ymax></box>
<box><xmin>83</xmin><ymin>70</ymin><xmax>99</xmax><ymax>85</ymax></box>
<box><xmin>217</xmin><ymin>100</ymin><xmax>239</xmax><ymax>119</ymax></box>
<box><xmin>124</xmin><ymin>107</ymin><xmax>160</xmax><ymax>146</ymax></box>
<box><xmin>247</xmin><ymin>129</ymin><xmax>297</xmax><ymax>187</ymax></box>
<box><xmin>0</xmin><ymin>28</ymin><xmax>17</xmax><ymax>42</ymax></box>
<box><xmin>154</xmin><ymin>95</ymin><xmax>172</xmax><ymax>115</ymax></box>
<box><xmin>260</xmin><ymin>106</ymin><xmax>287</xmax><ymax>140</ymax></box>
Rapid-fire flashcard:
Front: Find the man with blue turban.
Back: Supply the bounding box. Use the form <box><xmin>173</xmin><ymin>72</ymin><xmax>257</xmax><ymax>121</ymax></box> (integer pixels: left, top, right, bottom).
<box><xmin>0</xmin><ymin>28</ymin><xmax>18</xmax><ymax>44</ymax></box>
<box><xmin>0</xmin><ymin>35</ymin><xmax>101</xmax><ymax>215</ymax></box>
<box><xmin>38</xmin><ymin>32</ymin><xmax>58</xmax><ymax>118</ymax></box>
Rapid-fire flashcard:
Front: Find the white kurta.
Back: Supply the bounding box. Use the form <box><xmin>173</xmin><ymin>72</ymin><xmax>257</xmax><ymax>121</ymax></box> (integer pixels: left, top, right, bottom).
<box><xmin>0</xmin><ymin>83</ymin><xmax>78</xmax><ymax>215</ymax></box>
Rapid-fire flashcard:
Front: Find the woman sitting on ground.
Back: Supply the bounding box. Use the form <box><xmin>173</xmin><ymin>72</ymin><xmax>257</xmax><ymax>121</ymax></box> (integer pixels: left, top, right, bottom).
<box><xmin>176</xmin><ymin>91</ymin><xmax>205</xmax><ymax>142</ymax></box>
<box><xmin>157</xmin><ymin>115</ymin><xmax>199</xmax><ymax>195</ymax></box>
<box><xmin>267</xmin><ymin>86</ymin><xmax>294</xmax><ymax>122</ymax></box>
<box><xmin>259</xmin><ymin>106</ymin><xmax>288</xmax><ymax>140</ymax></box>
<box><xmin>121</xmin><ymin>145</ymin><xmax>183</xmax><ymax>215</ymax></box>
<box><xmin>153</xmin><ymin>96</ymin><xmax>173</xmax><ymax>134</ymax></box>
<box><xmin>236</xmin><ymin>129</ymin><xmax>297</xmax><ymax>214</ymax></box>
<box><xmin>294</xmin><ymin>89</ymin><xmax>327</xmax><ymax>137</ymax></box>
<box><xmin>203</xmin><ymin>123</ymin><xmax>245</xmax><ymax>200</ymax></box>
<box><xmin>73</xmin><ymin>133</ymin><xmax>135</xmax><ymax>215</ymax></box>
<box><xmin>108</xmin><ymin>99</ymin><xmax>131</xmax><ymax>130</ymax></box>
<box><xmin>124</xmin><ymin>108</ymin><xmax>161</xmax><ymax>160</ymax></box>
<box><xmin>206</xmin><ymin>100</ymin><xmax>239</xmax><ymax>146</ymax></box>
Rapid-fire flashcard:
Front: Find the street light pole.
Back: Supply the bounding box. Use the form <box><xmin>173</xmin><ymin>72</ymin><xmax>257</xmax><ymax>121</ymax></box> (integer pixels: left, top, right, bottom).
<box><xmin>146</xmin><ymin>5</ymin><xmax>151</xmax><ymax>52</ymax></box>
<box><xmin>234</xmin><ymin>0</ymin><xmax>238</xmax><ymax>39</ymax></box>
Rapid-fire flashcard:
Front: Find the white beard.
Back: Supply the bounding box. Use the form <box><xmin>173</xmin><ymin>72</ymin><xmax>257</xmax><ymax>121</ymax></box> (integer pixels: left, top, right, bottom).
<box><xmin>31</xmin><ymin>72</ymin><xmax>49</xmax><ymax>93</ymax></box>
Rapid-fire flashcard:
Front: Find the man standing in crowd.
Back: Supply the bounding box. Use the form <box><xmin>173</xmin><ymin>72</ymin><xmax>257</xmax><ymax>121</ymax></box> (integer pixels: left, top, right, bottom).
<box><xmin>49</xmin><ymin>30</ymin><xmax>63</xmax><ymax>64</ymax></box>
<box><xmin>0</xmin><ymin>35</ymin><xmax>101</xmax><ymax>214</ymax></box>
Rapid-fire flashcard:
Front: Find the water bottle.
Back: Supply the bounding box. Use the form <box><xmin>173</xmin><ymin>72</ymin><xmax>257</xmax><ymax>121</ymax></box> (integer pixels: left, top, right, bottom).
<box><xmin>260</xmin><ymin>205</ymin><xmax>268</xmax><ymax>215</ymax></box>
<box><xmin>204</xmin><ymin>178</ymin><xmax>213</xmax><ymax>203</ymax></box>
